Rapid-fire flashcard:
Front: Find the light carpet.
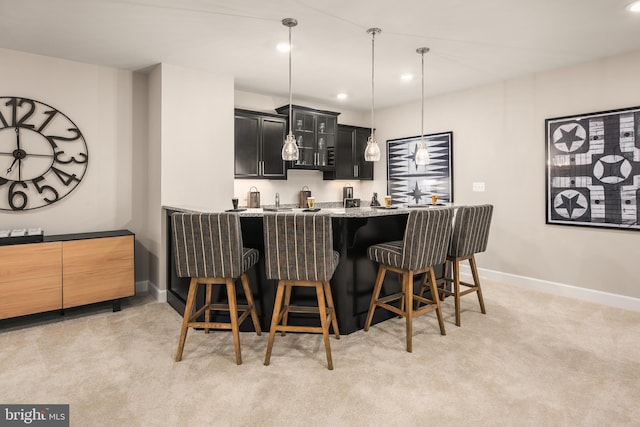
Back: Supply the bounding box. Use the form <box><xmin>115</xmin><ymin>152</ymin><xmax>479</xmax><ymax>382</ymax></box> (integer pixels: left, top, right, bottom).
<box><xmin>1</xmin><ymin>280</ymin><xmax>639</xmax><ymax>426</ymax></box>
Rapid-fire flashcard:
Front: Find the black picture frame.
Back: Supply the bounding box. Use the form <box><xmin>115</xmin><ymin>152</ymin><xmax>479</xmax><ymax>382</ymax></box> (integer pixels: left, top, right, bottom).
<box><xmin>386</xmin><ymin>131</ymin><xmax>453</xmax><ymax>205</ymax></box>
<box><xmin>545</xmin><ymin>106</ymin><xmax>640</xmax><ymax>231</ymax></box>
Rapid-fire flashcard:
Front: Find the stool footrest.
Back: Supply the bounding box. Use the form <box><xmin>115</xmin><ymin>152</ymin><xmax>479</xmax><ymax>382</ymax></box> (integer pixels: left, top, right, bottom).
<box><xmin>286</xmin><ymin>305</ymin><xmax>326</xmax><ymax>314</ymax></box>
<box><xmin>273</xmin><ymin>325</ymin><xmax>324</xmax><ymax>334</ymax></box>
<box><xmin>378</xmin><ymin>292</ymin><xmax>403</xmax><ymax>305</ymax></box>
<box><xmin>187</xmin><ymin>321</ymin><xmax>233</xmax><ymax>330</ymax></box>
<box><xmin>376</xmin><ymin>302</ymin><xmax>404</xmax><ymax>317</ymax></box>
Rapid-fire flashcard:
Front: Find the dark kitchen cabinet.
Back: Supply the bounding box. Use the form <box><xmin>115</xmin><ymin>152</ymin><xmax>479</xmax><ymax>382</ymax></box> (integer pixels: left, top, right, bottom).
<box><xmin>234</xmin><ymin>109</ymin><xmax>287</xmax><ymax>179</ymax></box>
<box><xmin>275</xmin><ymin>105</ymin><xmax>340</xmax><ymax>171</ymax></box>
<box><xmin>325</xmin><ymin>124</ymin><xmax>374</xmax><ymax>180</ymax></box>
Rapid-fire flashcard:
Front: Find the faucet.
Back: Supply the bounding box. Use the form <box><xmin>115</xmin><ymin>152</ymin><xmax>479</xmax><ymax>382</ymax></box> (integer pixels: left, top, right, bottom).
<box><xmin>275</xmin><ymin>192</ymin><xmax>280</xmax><ymax>208</ymax></box>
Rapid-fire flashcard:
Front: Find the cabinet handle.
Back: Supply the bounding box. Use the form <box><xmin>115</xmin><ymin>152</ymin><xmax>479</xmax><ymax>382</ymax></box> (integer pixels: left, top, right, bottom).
<box><xmin>260</xmin><ymin>160</ymin><xmax>264</xmax><ymax>175</ymax></box>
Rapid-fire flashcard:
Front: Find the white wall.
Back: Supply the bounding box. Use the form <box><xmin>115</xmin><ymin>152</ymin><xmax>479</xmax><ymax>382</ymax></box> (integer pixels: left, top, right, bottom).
<box><xmin>233</xmin><ymin>90</ymin><xmax>372</xmax><ymax>207</ymax></box>
<box><xmin>0</xmin><ymin>48</ymin><xmax>135</xmax><ymax>235</ymax></box>
<box><xmin>150</xmin><ymin>63</ymin><xmax>235</xmax><ymax>293</ymax></box>
<box><xmin>375</xmin><ymin>50</ymin><xmax>640</xmax><ymax>299</ymax></box>
<box><xmin>161</xmin><ymin>64</ymin><xmax>235</xmax><ymax>210</ymax></box>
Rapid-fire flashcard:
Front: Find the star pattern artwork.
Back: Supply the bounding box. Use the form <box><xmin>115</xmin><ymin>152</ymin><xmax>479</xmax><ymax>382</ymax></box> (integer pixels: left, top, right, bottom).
<box><xmin>546</xmin><ymin>106</ymin><xmax>640</xmax><ymax>231</ymax></box>
<box><xmin>387</xmin><ymin>132</ymin><xmax>453</xmax><ymax>205</ymax></box>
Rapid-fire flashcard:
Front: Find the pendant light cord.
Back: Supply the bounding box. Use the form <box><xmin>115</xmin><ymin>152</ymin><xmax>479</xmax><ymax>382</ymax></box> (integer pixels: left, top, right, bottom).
<box><xmin>288</xmin><ymin>24</ymin><xmax>293</xmax><ymax>135</ymax></box>
<box><xmin>421</xmin><ymin>50</ymin><xmax>424</xmax><ymax>142</ymax></box>
<box><xmin>371</xmin><ymin>30</ymin><xmax>375</xmax><ymax>140</ymax></box>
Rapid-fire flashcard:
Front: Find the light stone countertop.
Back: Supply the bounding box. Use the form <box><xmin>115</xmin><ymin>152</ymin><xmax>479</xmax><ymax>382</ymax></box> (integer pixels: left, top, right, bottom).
<box><xmin>164</xmin><ymin>203</ymin><xmax>454</xmax><ymax>218</ymax></box>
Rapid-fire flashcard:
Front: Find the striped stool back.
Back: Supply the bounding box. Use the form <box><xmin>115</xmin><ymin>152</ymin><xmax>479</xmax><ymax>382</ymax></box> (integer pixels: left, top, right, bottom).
<box><xmin>172</xmin><ymin>212</ymin><xmax>245</xmax><ymax>279</ymax></box>
<box><xmin>171</xmin><ymin>212</ymin><xmax>262</xmax><ymax>365</ymax></box>
<box><xmin>364</xmin><ymin>207</ymin><xmax>455</xmax><ymax>352</ymax></box>
<box><xmin>401</xmin><ymin>208</ymin><xmax>455</xmax><ymax>270</ymax></box>
<box><xmin>449</xmin><ymin>205</ymin><xmax>493</xmax><ymax>258</ymax></box>
<box><xmin>262</xmin><ymin>212</ymin><xmax>341</xmax><ymax>370</ymax></box>
<box><xmin>431</xmin><ymin>204</ymin><xmax>494</xmax><ymax>327</ymax></box>
<box><xmin>263</xmin><ymin>212</ymin><xmax>337</xmax><ymax>282</ymax></box>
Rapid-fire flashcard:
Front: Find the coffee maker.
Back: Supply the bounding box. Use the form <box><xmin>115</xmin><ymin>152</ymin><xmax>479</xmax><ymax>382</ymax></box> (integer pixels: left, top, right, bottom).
<box><xmin>342</xmin><ymin>184</ymin><xmax>353</xmax><ymax>201</ymax></box>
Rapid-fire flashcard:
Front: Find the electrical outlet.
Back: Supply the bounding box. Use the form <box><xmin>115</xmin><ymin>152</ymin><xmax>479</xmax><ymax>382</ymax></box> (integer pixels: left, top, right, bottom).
<box><xmin>472</xmin><ymin>182</ymin><xmax>485</xmax><ymax>192</ymax></box>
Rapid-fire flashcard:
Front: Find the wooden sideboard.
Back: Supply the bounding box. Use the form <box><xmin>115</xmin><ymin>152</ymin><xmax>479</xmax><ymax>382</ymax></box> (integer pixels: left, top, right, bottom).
<box><xmin>0</xmin><ymin>230</ymin><xmax>135</xmax><ymax>320</ymax></box>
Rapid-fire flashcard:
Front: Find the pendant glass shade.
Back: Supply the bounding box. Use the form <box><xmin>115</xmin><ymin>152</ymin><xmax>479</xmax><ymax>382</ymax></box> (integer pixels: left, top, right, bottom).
<box><xmin>415</xmin><ymin>140</ymin><xmax>430</xmax><ymax>165</ymax></box>
<box><xmin>282</xmin><ymin>18</ymin><xmax>299</xmax><ymax>161</ymax></box>
<box><xmin>364</xmin><ymin>27</ymin><xmax>381</xmax><ymax>162</ymax></box>
<box><xmin>282</xmin><ymin>132</ymin><xmax>299</xmax><ymax>160</ymax></box>
<box><xmin>364</xmin><ymin>135</ymin><xmax>381</xmax><ymax>161</ymax></box>
<box><xmin>414</xmin><ymin>47</ymin><xmax>430</xmax><ymax>166</ymax></box>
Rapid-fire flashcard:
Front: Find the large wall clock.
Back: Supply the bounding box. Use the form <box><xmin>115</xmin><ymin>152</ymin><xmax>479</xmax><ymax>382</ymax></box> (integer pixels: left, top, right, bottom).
<box><xmin>0</xmin><ymin>96</ymin><xmax>88</xmax><ymax>211</ymax></box>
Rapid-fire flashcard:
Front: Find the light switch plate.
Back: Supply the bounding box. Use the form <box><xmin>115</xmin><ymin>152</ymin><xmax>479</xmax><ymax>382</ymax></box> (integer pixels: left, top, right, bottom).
<box><xmin>472</xmin><ymin>182</ymin><xmax>485</xmax><ymax>192</ymax></box>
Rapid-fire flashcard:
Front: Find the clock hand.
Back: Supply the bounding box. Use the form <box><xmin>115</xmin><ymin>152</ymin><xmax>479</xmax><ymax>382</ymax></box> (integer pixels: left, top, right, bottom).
<box><xmin>7</xmin><ymin>157</ymin><xmax>17</xmax><ymax>173</ymax></box>
<box><xmin>15</xmin><ymin>127</ymin><xmax>20</xmax><ymax>150</ymax></box>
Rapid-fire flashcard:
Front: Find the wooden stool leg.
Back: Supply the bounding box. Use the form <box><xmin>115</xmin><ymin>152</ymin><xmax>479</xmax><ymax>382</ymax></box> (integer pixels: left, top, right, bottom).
<box><xmin>441</xmin><ymin>259</ymin><xmax>451</xmax><ymax>299</ymax></box>
<box><xmin>176</xmin><ymin>278</ymin><xmax>198</xmax><ymax>362</ymax></box>
<box><xmin>364</xmin><ymin>265</ymin><xmax>386</xmax><ymax>331</ymax></box>
<box><xmin>323</xmin><ymin>281</ymin><xmax>340</xmax><ymax>339</ymax></box>
<box><xmin>315</xmin><ymin>282</ymin><xmax>333</xmax><ymax>370</ymax></box>
<box><xmin>470</xmin><ymin>256</ymin><xmax>486</xmax><ymax>314</ymax></box>
<box><xmin>404</xmin><ymin>271</ymin><xmax>413</xmax><ymax>353</ymax></box>
<box><xmin>398</xmin><ymin>272</ymin><xmax>406</xmax><ymax>319</ymax></box>
<box><xmin>453</xmin><ymin>258</ymin><xmax>461</xmax><ymax>327</ymax></box>
<box><xmin>415</xmin><ymin>272</ymin><xmax>428</xmax><ymax>310</ymax></box>
<box><xmin>226</xmin><ymin>279</ymin><xmax>242</xmax><ymax>365</ymax></box>
<box><xmin>428</xmin><ymin>267</ymin><xmax>446</xmax><ymax>336</ymax></box>
<box><xmin>240</xmin><ymin>273</ymin><xmax>262</xmax><ymax>335</ymax></box>
<box><xmin>204</xmin><ymin>282</ymin><xmax>212</xmax><ymax>334</ymax></box>
<box><xmin>280</xmin><ymin>284</ymin><xmax>292</xmax><ymax>336</ymax></box>
<box><xmin>265</xmin><ymin>280</ymin><xmax>285</xmax><ymax>366</ymax></box>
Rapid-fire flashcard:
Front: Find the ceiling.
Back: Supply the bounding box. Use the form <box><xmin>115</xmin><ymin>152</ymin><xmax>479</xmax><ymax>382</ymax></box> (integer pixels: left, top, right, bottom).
<box><xmin>2</xmin><ymin>0</ymin><xmax>640</xmax><ymax>112</ymax></box>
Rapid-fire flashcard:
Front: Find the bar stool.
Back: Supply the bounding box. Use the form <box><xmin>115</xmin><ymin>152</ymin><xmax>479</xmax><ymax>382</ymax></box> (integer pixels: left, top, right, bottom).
<box><xmin>262</xmin><ymin>212</ymin><xmax>340</xmax><ymax>370</ymax></box>
<box><xmin>364</xmin><ymin>208</ymin><xmax>454</xmax><ymax>352</ymax></box>
<box><xmin>171</xmin><ymin>212</ymin><xmax>262</xmax><ymax>364</ymax></box>
<box><xmin>420</xmin><ymin>204</ymin><xmax>493</xmax><ymax>326</ymax></box>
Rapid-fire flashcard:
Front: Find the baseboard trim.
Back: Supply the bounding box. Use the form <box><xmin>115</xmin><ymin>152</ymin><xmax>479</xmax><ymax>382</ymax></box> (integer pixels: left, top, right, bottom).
<box><xmin>135</xmin><ymin>280</ymin><xmax>167</xmax><ymax>302</ymax></box>
<box><xmin>459</xmin><ymin>265</ymin><xmax>640</xmax><ymax>312</ymax></box>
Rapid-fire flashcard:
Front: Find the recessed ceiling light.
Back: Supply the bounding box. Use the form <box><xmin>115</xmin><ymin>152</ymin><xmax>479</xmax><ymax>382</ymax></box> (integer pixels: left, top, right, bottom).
<box><xmin>337</xmin><ymin>93</ymin><xmax>348</xmax><ymax>100</ymax></box>
<box><xmin>627</xmin><ymin>1</ymin><xmax>640</xmax><ymax>12</ymax></box>
<box><xmin>276</xmin><ymin>42</ymin><xmax>290</xmax><ymax>52</ymax></box>
<box><xmin>400</xmin><ymin>73</ymin><xmax>413</xmax><ymax>82</ymax></box>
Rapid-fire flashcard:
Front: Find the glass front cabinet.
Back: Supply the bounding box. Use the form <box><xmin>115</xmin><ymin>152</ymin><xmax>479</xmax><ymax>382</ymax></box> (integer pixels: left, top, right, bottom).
<box><xmin>275</xmin><ymin>105</ymin><xmax>339</xmax><ymax>171</ymax></box>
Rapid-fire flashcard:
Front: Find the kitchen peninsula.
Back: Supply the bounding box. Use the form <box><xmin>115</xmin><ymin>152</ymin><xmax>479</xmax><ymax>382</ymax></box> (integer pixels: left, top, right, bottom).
<box><xmin>164</xmin><ymin>205</ymin><xmax>449</xmax><ymax>334</ymax></box>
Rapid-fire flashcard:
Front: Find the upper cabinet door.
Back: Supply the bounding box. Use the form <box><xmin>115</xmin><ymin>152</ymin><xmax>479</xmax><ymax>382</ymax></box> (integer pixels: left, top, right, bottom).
<box><xmin>335</xmin><ymin>126</ymin><xmax>356</xmax><ymax>179</ymax></box>
<box><xmin>261</xmin><ymin>117</ymin><xmax>287</xmax><ymax>178</ymax></box>
<box><xmin>326</xmin><ymin>124</ymin><xmax>374</xmax><ymax>181</ymax></box>
<box><xmin>276</xmin><ymin>105</ymin><xmax>340</xmax><ymax>171</ymax></box>
<box><xmin>354</xmin><ymin>127</ymin><xmax>374</xmax><ymax>180</ymax></box>
<box><xmin>234</xmin><ymin>110</ymin><xmax>287</xmax><ymax>180</ymax></box>
<box><xmin>234</xmin><ymin>114</ymin><xmax>260</xmax><ymax>178</ymax></box>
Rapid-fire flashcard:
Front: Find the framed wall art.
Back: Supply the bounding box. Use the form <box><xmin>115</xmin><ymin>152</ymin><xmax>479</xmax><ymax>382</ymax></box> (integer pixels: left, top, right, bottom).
<box><xmin>387</xmin><ymin>131</ymin><xmax>453</xmax><ymax>205</ymax></box>
<box><xmin>545</xmin><ymin>106</ymin><xmax>640</xmax><ymax>231</ymax></box>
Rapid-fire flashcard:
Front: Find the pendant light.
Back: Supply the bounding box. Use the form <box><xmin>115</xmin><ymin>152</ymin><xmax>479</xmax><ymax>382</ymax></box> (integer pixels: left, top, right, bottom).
<box><xmin>414</xmin><ymin>47</ymin><xmax>430</xmax><ymax>166</ymax></box>
<box><xmin>281</xmin><ymin>18</ymin><xmax>299</xmax><ymax>161</ymax></box>
<box><xmin>364</xmin><ymin>27</ymin><xmax>381</xmax><ymax>162</ymax></box>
